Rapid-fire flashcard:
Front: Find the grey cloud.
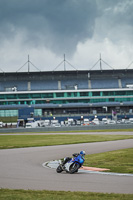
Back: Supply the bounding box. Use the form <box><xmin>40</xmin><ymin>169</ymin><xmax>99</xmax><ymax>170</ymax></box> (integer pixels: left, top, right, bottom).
<box><xmin>0</xmin><ymin>0</ymin><xmax>133</xmax><ymax>62</ymax></box>
<box><xmin>95</xmin><ymin>0</ymin><xmax>133</xmax><ymax>43</ymax></box>
<box><xmin>0</xmin><ymin>0</ymin><xmax>99</xmax><ymax>55</ymax></box>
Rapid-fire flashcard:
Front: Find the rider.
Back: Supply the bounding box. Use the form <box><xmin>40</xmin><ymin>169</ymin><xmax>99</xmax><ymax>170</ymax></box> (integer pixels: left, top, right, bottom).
<box><xmin>62</xmin><ymin>150</ymin><xmax>86</xmax><ymax>166</ymax></box>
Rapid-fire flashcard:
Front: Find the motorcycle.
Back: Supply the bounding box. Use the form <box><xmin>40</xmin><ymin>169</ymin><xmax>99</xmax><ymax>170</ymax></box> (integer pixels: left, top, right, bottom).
<box><xmin>56</xmin><ymin>153</ymin><xmax>85</xmax><ymax>174</ymax></box>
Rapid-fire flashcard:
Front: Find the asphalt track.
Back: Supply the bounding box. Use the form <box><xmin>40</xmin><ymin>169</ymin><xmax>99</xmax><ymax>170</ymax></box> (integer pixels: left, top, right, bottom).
<box><xmin>0</xmin><ymin>132</ymin><xmax>133</xmax><ymax>194</ymax></box>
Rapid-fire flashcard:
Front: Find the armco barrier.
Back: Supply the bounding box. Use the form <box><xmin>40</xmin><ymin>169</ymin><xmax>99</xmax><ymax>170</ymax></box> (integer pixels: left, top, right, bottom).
<box><xmin>0</xmin><ymin>123</ymin><xmax>133</xmax><ymax>133</ymax></box>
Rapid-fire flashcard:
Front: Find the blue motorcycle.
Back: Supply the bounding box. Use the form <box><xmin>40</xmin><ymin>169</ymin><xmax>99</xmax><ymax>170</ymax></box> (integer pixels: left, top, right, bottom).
<box><xmin>56</xmin><ymin>152</ymin><xmax>85</xmax><ymax>174</ymax></box>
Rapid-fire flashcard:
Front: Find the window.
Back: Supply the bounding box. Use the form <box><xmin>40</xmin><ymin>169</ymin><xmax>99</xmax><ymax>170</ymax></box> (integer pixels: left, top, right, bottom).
<box><xmin>126</xmin><ymin>91</ymin><xmax>133</xmax><ymax>95</ymax></box>
<box><xmin>92</xmin><ymin>92</ymin><xmax>100</xmax><ymax>96</ymax></box>
<box><xmin>6</xmin><ymin>94</ymin><xmax>17</xmax><ymax>99</ymax></box>
<box><xmin>0</xmin><ymin>110</ymin><xmax>18</xmax><ymax>117</ymax></box>
<box><xmin>67</xmin><ymin>92</ymin><xmax>72</xmax><ymax>97</ymax></box>
<box><xmin>36</xmin><ymin>100</ymin><xmax>45</xmax><ymax>104</ymax></box>
<box><xmin>80</xmin><ymin>92</ymin><xmax>88</xmax><ymax>97</ymax></box>
<box><xmin>115</xmin><ymin>91</ymin><xmax>125</xmax><ymax>95</ymax></box>
<box><xmin>18</xmin><ymin>94</ymin><xmax>29</xmax><ymax>99</ymax></box>
<box><xmin>42</xmin><ymin>93</ymin><xmax>53</xmax><ymax>98</ymax></box>
<box><xmin>109</xmin><ymin>98</ymin><xmax>114</xmax><ymax>102</ymax></box>
<box><xmin>102</xmin><ymin>91</ymin><xmax>114</xmax><ymax>96</ymax></box>
<box><xmin>8</xmin><ymin>101</ymin><xmax>17</xmax><ymax>105</ymax></box>
<box><xmin>34</xmin><ymin>109</ymin><xmax>42</xmax><ymax>116</ymax></box>
<box><xmin>90</xmin><ymin>99</ymin><xmax>106</xmax><ymax>103</ymax></box>
<box><xmin>74</xmin><ymin>92</ymin><xmax>77</xmax><ymax>97</ymax></box>
<box><xmin>0</xmin><ymin>95</ymin><xmax>5</xmax><ymax>99</ymax></box>
<box><xmin>56</xmin><ymin>93</ymin><xmax>64</xmax><ymax>97</ymax></box>
<box><xmin>31</xmin><ymin>93</ymin><xmax>41</xmax><ymax>98</ymax></box>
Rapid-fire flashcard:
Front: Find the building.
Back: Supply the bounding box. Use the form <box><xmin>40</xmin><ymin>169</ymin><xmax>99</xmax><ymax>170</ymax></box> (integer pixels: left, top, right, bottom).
<box><xmin>0</xmin><ymin>69</ymin><xmax>133</xmax><ymax>120</ymax></box>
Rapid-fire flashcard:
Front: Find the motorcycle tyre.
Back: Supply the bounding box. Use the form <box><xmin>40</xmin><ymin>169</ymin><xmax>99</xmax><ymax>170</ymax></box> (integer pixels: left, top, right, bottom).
<box><xmin>56</xmin><ymin>165</ymin><xmax>63</xmax><ymax>173</ymax></box>
<box><xmin>69</xmin><ymin>163</ymin><xmax>80</xmax><ymax>174</ymax></box>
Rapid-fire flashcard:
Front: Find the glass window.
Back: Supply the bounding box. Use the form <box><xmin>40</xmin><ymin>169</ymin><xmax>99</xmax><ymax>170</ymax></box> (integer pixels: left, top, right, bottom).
<box><xmin>36</xmin><ymin>100</ymin><xmax>45</xmax><ymax>104</ymax></box>
<box><xmin>31</xmin><ymin>93</ymin><xmax>41</xmax><ymax>98</ymax></box>
<box><xmin>34</xmin><ymin>109</ymin><xmax>42</xmax><ymax>116</ymax></box>
<box><xmin>6</xmin><ymin>94</ymin><xmax>17</xmax><ymax>99</ymax></box>
<box><xmin>92</xmin><ymin>92</ymin><xmax>100</xmax><ymax>96</ymax></box>
<box><xmin>56</xmin><ymin>93</ymin><xmax>64</xmax><ymax>97</ymax></box>
<box><xmin>0</xmin><ymin>110</ymin><xmax>18</xmax><ymax>117</ymax></box>
<box><xmin>0</xmin><ymin>101</ymin><xmax>6</xmax><ymax>105</ymax></box>
<box><xmin>115</xmin><ymin>91</ymin><xmax>126</xmax><ymax>95</ymax></box>
<box><xmin>80</xmin><ymin>92</ymin><xmax>88</xmax><ymax>97</ymax></box>
<box><xmin>8</xmin><ymin>101</ymin><xmax>17</xmax><ymax>105</ymax></box>
<box><xmin>18</xmin><ymin>94</ymin><xmax>30</xmax><ymax>99</ymax></box>
<box><xmin>67</xmin><ymin>92</ymin><xmax>72</xmax><ymax>97</ymax></box>
<box><xmin>90</xmin><ymin>99</ymin><xmax>106</xmax><ymax>103</ymax></box>
<box><xmin>42</xmin><ymin>93</ymin><xmax>53</xmax><ymax>98</ymax></box>
<box><xmin>102</xmin><ymin>91</ymin><xmax>114</xmax><ymax>96</ymax></box>
<box><xmin>0</xmin><ymin>94</ymin><xmax>5</xmax><ymax>99</ymax></box>
<box><xmin>109</xmin><ymin>98</ymin><xmax>114</xmax><ymax>102</ymax></box>
<box><xmin>126</xmin><ymin>91</ymin><xmax>133</xmax><ymax>95</ymax></box>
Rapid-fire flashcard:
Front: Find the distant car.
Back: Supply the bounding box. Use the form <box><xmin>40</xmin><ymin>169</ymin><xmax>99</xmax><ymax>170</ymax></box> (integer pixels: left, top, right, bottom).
<box><xmin>108</xmin><ymin>120</ymin><xmax>116</xmax><ymax>124</ymax></box>
<box><xmin>129</xmin><ymin>118</ymin><xmax>133</xmax><ymax>123</ymax></box>
<box><xmin>116</xmin><ymin>120</ymin><xmax>122</xmax><ymax>124</ymax></box>
<box><xmin>0</xmin><ymin>122</ymin><xmax>3</xmax><ymax>128</ymax></box>
<box><xmin>92</xmin><ymin>118</ymin><xmax>100</xmax><ymax>125</ymax></box>
<box><xmin>124</xmin><ymin>120</ymin><xmax>131</xmax><ymax>124</ymax></box>
<box><xmin>25</xmin><ymin>123</ymin><xmax>32</xmax><ymax>128</ymax></box>
<box><xmin>76</xmin><ymin>120</ymin><xmax>81</xmax><ymax>126</ymax></box>
<box><xmin>54</xmin><ymin>123</ymin><xmax>61</xmax><ymax>127</ymax></box>
<box><xmin>25</xmin><ymin>122</ymin><xmax>39</xmax><ymax>128</ymax></box>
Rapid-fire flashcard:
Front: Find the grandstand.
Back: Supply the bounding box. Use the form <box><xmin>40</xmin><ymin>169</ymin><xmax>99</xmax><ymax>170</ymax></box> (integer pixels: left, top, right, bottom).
<box><xmin>0</xmin><ymin>68</ymin><xmax>133</xmax><ymax>120</ymax></box>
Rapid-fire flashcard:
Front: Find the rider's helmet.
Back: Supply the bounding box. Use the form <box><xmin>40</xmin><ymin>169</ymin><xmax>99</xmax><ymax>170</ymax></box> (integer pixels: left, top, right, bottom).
<box><xmin>80</xmin><ymin>150</ymin><xmax>86</xmax><ymax>157</ymax></box>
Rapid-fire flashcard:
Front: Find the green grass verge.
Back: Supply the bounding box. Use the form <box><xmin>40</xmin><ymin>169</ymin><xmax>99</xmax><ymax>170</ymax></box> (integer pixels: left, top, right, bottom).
<box><xmin>0</xmin><ymin>189</ymin><xmax>133</xmax><ymax>200</ymax></box>
<box><xmin>85</xmin><ymin>148</ymin><xmax>133</xmax><ymax>173</ymax></box>
<box><xmin>0</xmin><ymin>134</ymin><xmax>133</xmax><ymax>149</ymax></box>
<box><xmin>0</xmin><ymin>128</ymin><xmax>133</xmax><ymax>134</ymax></box>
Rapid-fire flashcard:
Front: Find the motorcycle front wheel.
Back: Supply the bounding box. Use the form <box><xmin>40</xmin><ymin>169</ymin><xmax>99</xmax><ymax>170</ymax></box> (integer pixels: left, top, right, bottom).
<box><xmin>56</xmin><ymin>165</ymin><xmax>63</xmax><ymax>173</ymax></box>
<box><xmin>69</xmin><ymin>163</ymin><xmax>80</xmax><ymax>174</ymax></box>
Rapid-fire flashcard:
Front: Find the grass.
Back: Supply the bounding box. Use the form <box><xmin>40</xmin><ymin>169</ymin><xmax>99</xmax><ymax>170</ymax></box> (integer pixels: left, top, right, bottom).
<box><xmin>0</xmin><ymin>189</ymin><xmax>133</xmax><ymax>200</ymax></box>
<box><xmin>0</xmin><ymin>128</ymin><xmax>133</xmax><ymax>134</ymax></box>
<box><xmin>0</xmin><ymin>134</ymin><xmax>133</xmax><ymax>149</ymax></box>
<box><xmin>0</xmin><ymin>135</ymin><xmax>133</xmax><ymax>199</ymax></box>
<box><xmin>0</xmin><ymin>134</ymin><xmax>133</xmax><ymax>173</ymax></box>
<box><xmin>85</xmin><ymin>148</ymin><xmax>133</xmax><ymax>173</ymax></box>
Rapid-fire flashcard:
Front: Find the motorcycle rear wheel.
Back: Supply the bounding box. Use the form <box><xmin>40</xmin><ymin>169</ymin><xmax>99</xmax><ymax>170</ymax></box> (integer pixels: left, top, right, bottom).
<box><xmin>56</xmin><ymin>165</ymin><xmax>63</xmax><ymax>173</ymax></box>
<box><xmin>69</xmin><ymin>163</ymin><xmax>80</xmax><ymax>174</ymax></box>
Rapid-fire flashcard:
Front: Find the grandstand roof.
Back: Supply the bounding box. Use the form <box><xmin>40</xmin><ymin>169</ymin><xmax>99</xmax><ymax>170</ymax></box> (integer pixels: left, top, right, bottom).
<box><xmin>0</xmin><ymin>69</ymin><xmax>133</xmax><ymax>91</ymax></box>
<box><xmin>0</xmin><ymin>68</ymin><xmax>133</xmax><ymax>81</ymax></box>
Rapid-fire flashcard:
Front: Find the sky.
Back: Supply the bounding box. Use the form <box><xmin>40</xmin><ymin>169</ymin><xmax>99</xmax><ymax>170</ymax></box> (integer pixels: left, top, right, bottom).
<box><xmin>0</xmin><ymin>0</ymin><xmax>133</xmax><ymax>72</ymax></box>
